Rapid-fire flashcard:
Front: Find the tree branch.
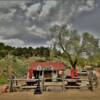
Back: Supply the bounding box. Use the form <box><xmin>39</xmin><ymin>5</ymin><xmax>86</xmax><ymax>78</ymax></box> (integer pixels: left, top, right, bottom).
<box><xmin>58</xmin><ymin>28</ymin><xmax>74</xmax><ymax>66</ymax></box>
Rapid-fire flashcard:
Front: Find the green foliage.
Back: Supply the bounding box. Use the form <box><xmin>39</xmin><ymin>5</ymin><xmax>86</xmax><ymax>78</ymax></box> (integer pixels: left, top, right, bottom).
<box><xmin>57</xmin><ymin>26</ymin><xmax>100</xmax><ymax>69</ymax></box>
<box><xmin>0</xmin><ymin>56</ymin><xmax>28</xmax><ymax>84</ymax></box>
<box><xmin>0</xmin><ymin>75</ymin><xmax>8</xmax><ymax>84</ymax></box>
<box><xmin>0</xmin><ymin>42</ymin><xmax>51</xmax><ymax>59</ymax></box>
<box><xmin>13</xmin><ymin>59</ymin><xmax>28</xmax><ymax>77</ymax></box>
<box><xmin>0</xmin><ymin>55</ymin><xmax>50</xmax><ymax>85</ymax></box>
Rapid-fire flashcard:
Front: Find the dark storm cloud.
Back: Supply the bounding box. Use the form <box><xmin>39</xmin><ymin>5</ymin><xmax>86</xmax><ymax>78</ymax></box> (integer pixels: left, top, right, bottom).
<box><xmin>72</xmin><ymin>0</ymin><xmax>100</xmax><ymax>37</ymax></box>
<box><xmin>0</xmin><ymin>0</ymin><xmax>98</xmax><ymax>47</ymax></box>
<box><xmin>3</xmin><ymin>31</ymin><xmax>50</xmax><ymax>44</ymax></box>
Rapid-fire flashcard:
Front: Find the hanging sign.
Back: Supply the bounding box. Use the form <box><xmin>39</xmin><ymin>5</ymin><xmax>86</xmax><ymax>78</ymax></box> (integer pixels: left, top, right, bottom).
<box><xmin>37</xmin><ymin>65</ymin><xmax>42</xmax><ymax>71</ymax></box>
<box><xmin>43</xmin><ymin>66</ymin><xmax>53</xmax><ymax>71</ymax></box>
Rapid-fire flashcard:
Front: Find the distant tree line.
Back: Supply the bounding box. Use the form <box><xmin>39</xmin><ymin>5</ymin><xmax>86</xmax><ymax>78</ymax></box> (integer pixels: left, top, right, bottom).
<box><xmin>0</xmin><ymin>42</ymin><xmax>61</xmax><ymax>59</ymax></box>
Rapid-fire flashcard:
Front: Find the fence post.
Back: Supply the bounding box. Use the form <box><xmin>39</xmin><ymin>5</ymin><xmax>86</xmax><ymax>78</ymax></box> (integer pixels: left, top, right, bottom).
<box><xmin>9</xmin><ymin>78</ymin><xmax>14</xmax><ymax>92</ymax></box>
<box><xmin>62</xmin><ymin>77</ymin><xmax>65</xmax><ymax>91</ymax></box>
<box><xmin>42</xmin><ymin>70</ymin><xmax>45</xmax><ymax>91</ymax></box>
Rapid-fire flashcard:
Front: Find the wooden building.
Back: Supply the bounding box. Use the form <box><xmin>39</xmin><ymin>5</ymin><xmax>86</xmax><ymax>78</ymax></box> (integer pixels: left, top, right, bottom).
<box><xmin>27</xmin><ymin>61</ymin><xmax>65</xmax><ymax>81</ymax></box>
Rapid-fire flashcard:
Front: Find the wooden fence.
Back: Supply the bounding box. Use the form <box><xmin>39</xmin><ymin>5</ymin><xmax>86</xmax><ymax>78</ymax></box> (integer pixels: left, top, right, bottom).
<box><xmin>8</xmin><ymin>77</ymin><xmax>90</xmax><ymax>92</ymax></box>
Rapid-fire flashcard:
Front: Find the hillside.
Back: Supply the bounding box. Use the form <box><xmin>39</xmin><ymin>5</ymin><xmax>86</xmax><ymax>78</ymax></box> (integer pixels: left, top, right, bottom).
<box><xmin>0</xmin><ymin>42</ymin><xmax>100</xmax><ymax>84</ymax></box>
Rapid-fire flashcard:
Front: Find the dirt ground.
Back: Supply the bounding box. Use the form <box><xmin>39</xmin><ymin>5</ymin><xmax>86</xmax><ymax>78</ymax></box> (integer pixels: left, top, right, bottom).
<box><xmin>0</xmin><ymin>71</ymin><xmax>100</xmax><ymax>100</ymax></box>
<box><xmin>0</xmin><ymin>80</ymin><xmax>100</xmax><ymax>100</ymax></box>
<box><xmin>0</xmin><ymin>88</ymin><xmax>100</xmax><ymax>100</ymax></box>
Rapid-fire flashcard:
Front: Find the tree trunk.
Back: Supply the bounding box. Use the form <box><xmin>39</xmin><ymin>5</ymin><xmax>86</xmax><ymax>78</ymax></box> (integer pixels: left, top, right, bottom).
<box><xmin>70</xmin><ymin>58</ymin><xmax>78</xmax><ymax>78</ymax></box>
<box><xmin>73</xmin><ymin>58</ymin><xmax>78</xmax><ymax>69</ymax></box>
<box><xmin>69</xmin><ymin>58</ymin><xmax>77</xmax><ymax>70</ymax></box>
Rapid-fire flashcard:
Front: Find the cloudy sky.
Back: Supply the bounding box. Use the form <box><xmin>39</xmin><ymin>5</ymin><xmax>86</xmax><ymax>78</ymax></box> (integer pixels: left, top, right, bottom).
<box><xmin>0</xmin><ymin>0</ymin><xmax>99</xmax><ymax>47</ymax></box>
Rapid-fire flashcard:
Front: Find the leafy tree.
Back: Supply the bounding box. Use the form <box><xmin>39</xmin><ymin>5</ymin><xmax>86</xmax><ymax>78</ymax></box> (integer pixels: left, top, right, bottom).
<box><xmin>55</xmin><ymin>25</ymin><xmax>100</xmax><ymax>69</ymax></box>
<box><xmin>0</xmin><ymin>43</ymin><xmax>5</xmax><ymax>50</ymax></box>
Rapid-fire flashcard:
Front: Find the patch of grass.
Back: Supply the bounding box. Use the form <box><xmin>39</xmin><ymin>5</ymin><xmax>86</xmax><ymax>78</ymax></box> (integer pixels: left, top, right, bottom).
<box><xmin>0</xmin><ymin>75</ymin><xmax>8</xmax><ymax>85</ymax></box>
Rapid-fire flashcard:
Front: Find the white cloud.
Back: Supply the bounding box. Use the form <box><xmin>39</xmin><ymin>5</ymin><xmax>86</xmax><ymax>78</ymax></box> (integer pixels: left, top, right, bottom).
<box><xmin>0</xmin><ymin>1</ymin><xmax>26</xmax><ymax>8</ymax></box>
<box><xmin>27</xmin><ymin>25</ymin><xmax>47</xmax><ymax>38</ymax></box>
<box><xmin>46</xmin><ymin>38</ymin><xmax>56</xmax><ymax>46</ymax></box>
<box><xmin>39</xmin><ymin>0</ymin><xmax>57</xmax><ymax>18</ymax></box>
<box><xmin>78</xmin><ymin>0</ymin><xmax>96</xmax><ymax>12</ymax></box>
<box><xmin>35</xmin><ymin>27</ymin><xmax>47</xmax><ymax>37</ymax></box>
<box><xmin>26</xmin><ymin>2</ymin><xmax>41</xmax><ymax>18</ymax></box>
<box><xmin>87</xmin><ymin>0</ymin><xmax>95</xmax><ymax>7</ymax></box>
<box><xmin>0</xmin><ymin>38</ymin><xmax>25</xmax><ymax>47</ymax></box>
<box><xmin>50</xmin><ymin>21</ymin><xmax>62</xmax><ymax>27</ymax></box>
<box><xmin>27</xmin><ymin>25</ymin><xmax>36</xmax><ymax>31</ymax></box>
<box><xmin>50</xmin><ymin>4</ymin><xmax>77</xmax><ymax>26</ymax></box>
<box><xmin>67</xmin><ymin>24</ymin><xmax>72</xmax><ymax>29</ymax></box>
<box><xmin>24</xmin><ymin>43</ymin><xmax>49</xmax><ymax>48</ymax></box>
<box><xmin>78</xmin><ymin>5</ymin><xmax>93</xmax><ymax>12</ymax></box>
<box><xmin>20</xmin><ymin>2</ymin><xmax>27</xmax><ymax>10</ymax></box>
<box><xmin>0</xmin><ymin>26</ymin><xmax>18</xmax><ymax>36</ymax></box>
<box><xmin>0</xmin><ymin>9</ymin><xmax>16</xmax><ymax>22</ymax></box>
